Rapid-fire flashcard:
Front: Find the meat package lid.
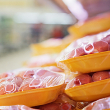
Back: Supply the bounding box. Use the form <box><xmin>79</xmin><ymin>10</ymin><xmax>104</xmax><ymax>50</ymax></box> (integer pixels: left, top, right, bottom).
<box><xmin>57</xmin><ymin>30</ymin><xmax>110</xmax><ymax>73</ymax></box>
<box><xmin>65</xmin><ymin>78</ymin><xmax>110</xmax><ymax>102</ymax></box>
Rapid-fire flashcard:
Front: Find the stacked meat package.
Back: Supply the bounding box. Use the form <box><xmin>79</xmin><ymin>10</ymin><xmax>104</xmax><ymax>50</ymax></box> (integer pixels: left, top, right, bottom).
<box><xmin>1</xmin><ymin>12</ymin><xmax>110</xmax><ymax>110</ymax></box>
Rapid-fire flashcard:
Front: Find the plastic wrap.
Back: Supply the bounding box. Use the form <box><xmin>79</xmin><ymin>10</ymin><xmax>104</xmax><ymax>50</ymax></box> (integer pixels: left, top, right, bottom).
<box><xmin>0</xmin><ymin>105</ymin><xmax>39</xmax><ymax>110</ymax></box>
<box><xmin>40</xmin><ymin>38</ymin><xmax>62</xmax><ymax>47</ymax></box>
<box><xmin>26</xmin><ymin>54</ymin><xmax>57</xmax><ymax>68</ymax></box>
<box><xmin>0</xmin><ymin>72</ymin><xmax>13</xmax><ymax>79</ymax></box>
<box><xmin>64</xmin><ymin>70</ymin><xmax>110</xmax><ymax>102</ymax></box>
<box><xmin>0</xmin><ymin>82</ymin><xmax>18</xmax><ymax>95</ymax></box>
<box><xmin>31</xmin><ymin>38</ymin><xmax>69</xmax><ymax>56</ymax></box>
<box><xmin>57</xmin><ymin>30</ymin><xmax>110</xmax><ymax>61</ymax></box>
<box><xmin>44</xmin><ymin>66</ymin><xmax>63</xmax><ymax>72</ymax></box>
<box><xmin>2</xmin><ymin>68</ymin><xmax>65</xmax><ymax>92</ymax></box>
<box><xmin>18</xmin><ymin>69</ymin><xmax>64</xmax><ymax>91</ymax></box>
<box><xmin>13</xmin><ymin>68</ymin><xmax>40</xmax><ymax>79</ymax></box>
<box><xmin>65</xmin><ymin>74</ymin><xmax>92</xmax><ymax>89</ymax></box>
<box><xmin>57</xmin><ymin>30</ymin><xmax>110</xmax><ymax>73</ymax></box>
<box><xmin>83</xmin><ymin>97</ymin><xmax>110</xmax><ymax>110</ymax></box>
<box><xmin>0</xmin><ymin>76</ymin><xmax>23</xmax><ymax>95</ymax></box>
<box><xmin>66</xmin><ymin>71</ymin><xmax>110</xmax><ymax>89</ymax></box>
<box><xmin>0</xmin><ymin>68</ymin><xmax>65</xmax><ymax>107</ymax></box>
<box><xmin>68</xmin><ymin>12</ymin><xmax>110</xmax><ymax>38</ymax></box>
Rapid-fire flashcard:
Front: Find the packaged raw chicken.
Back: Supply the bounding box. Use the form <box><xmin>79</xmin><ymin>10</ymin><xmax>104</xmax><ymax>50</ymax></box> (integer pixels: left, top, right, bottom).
<box><xmin>31</xmin><ymin>38</ymin><xmax>69</xmax><ymax>56</ymax></box>
<box><xmin>57</xmin><ymin>30</ymin><xmax>110</xmax><ymax>61</ymax></box>
<box><xmin>0</xmin><ymin>72</ymin><xmax>13</xmax><ymax>79</ymax></box>
<box><xmin>65</xmin><ymin>70</ymin><xmax>110</xmax><ymax>102</ymax></box>
<box><xmin>45</xmin><ymin>66</ymin><xmax>64</xmax><ymax>72</ymax></box>
<box><xmin>68</xmin><ymin>12</ymin><xmax>110</xmax><ymax>38</ymax></box>
<box><xmin>13</xmin><ymin>68</ymin><xmax>39</xmax><ymax>79</ymax></box>
<box><xmin>12</xmin><ymin>68</ymin><xmax>65</xmax><ymax>91</ymax></box>
<box><xmin>66</xmin><ymin>74</ymin><xmax>92</xmax><ymax>89</ymax></box>
<box><xmin>0</xmin><ymin>68</ymin><xmax>65</xmax><ymax>107</ymax></box>
<box><xmin>83</xmin><ymin>96</ymin><xmax>110</xmax><ymax>110</ymax></box>
<box><xmin>26</xmin><ymin>54</ymin><xmax>57</xmax><ymax>68</ymax></box>
<box><xmin>40</xmin><ymin>38</ymin><xmax>62</xmax><ymax>47</ymax></box>
<box><xmin>19</xmin><ymin>69</ymin><xmax>65</xmax><ymax>91</ymax></box>
<box><xmin>0</xmin><ymin>82</ymin><xmax>18</xmax><ymax>95</ymax></box>
<box><xmin>0</xmin><ymin>105</ymin><xmax>39</xmax><ymax>110</ymax></box>
<box><xmin>66</xmin><ymin>71</ymin><xmax>110</xmax><ymax>89</ymax></box>
<box><xmin>0</xmin><ymin>76</ymin><xmax>23</xmax><ymax>95</ymax></box>
<box><xmin>57</xmin><ymin>30</ymin><xmax>110</xmax><ymax>73</ymax></box>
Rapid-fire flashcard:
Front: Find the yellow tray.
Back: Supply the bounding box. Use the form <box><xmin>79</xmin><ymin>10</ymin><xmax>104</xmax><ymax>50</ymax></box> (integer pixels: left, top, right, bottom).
<box><xmin>68</xmin><ymin>13</ymin><xmax>110</xmax><ymax>39</ymax></box>
<box><xmin>0</xmin><ymin>84</ymin><xmax>64</xmax><ymax>107</ymax></box>
<box><xmin>31</xmin><ymin>44</ymin><xmax>61</xmax><ymax>56</ymax></box>
<box><xmin>0</xmin><ymin>72</ymin><xmax>65</xmax><ymax>107</ymax></box>
<box><xmin>30</xmin><ymin>36</ymin><xmax>72</xmax><ymax>56</ymax></box>
<box><xmin>31</xmin><ymin>43</ymin><xmax>69</xmax><ymax>56</ymax></box>
<box><xmin>65</xmin><ymin>78</ymin><xmax>110</xmax><ymax>102</ymax></box>
<box><xmin>24</xmin><ymin>61</ymin><xmax>57</xmax><ymax>68</ymax></box>
<box><xmin>40</xmin><ymin>62</ymin><xmax>57</xmax><ymax>67</ymax></box>
<box><xmin>59</xmin><ymin>51</ymin><xmax>110</xmax><ymax>73</ymax></box>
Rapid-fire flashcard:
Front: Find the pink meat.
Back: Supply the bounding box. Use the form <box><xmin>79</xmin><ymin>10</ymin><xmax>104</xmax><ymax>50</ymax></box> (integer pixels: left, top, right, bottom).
<box><xmin>84</xmin><ymin>43</ymin><xmax>94</xmax><ymax>54</ymax></box>
<box><xmin>66</xmin><ymin>47</ymin><xmax>86</xmax><ymax>59</ymax></box>
<box><xmin>40</xmin><ymin>103</ymin><xmax>72</xmax><ymax>110</ymax></box>
<box><xmin>0</xmin><ymin>83</ymin><xmax>18</xmax><ymax>95</ymax></box>
<box><xmin>12</xmin><ymin>76</ymin><xmax>23</xmax><ymax>87</ymax></box>
<box><xmin>68</xmin><ymin>74</ymin><xmax>92</xmax><ymax>88</ymax></box>
<box><xmin>0</xmin><ymin>72</ymin><xmax>13</xmax><ymax>79</ymax></box>
<box><xmin>92</xmin><ymin>71</ymin><xmax>110</xmax><ymax>81</ymax></box>
<box><xmin>101</xmin><ymin>34</ymin><xmax>110</xmax><ymax>44</ymax></box>
<box><xmin>40</xmin><ymin>103</ymin><xmax>60</xmax><ymax>110</ymax></box>
<box><xmin>93</xmin><ymin>41</ymin><xmax>109</xmax><ymax>52</ymax></box>
<box><xmin>46</xmin><ymin>66</ymin><xmax>63</xmax><ymax>72</ymax></box>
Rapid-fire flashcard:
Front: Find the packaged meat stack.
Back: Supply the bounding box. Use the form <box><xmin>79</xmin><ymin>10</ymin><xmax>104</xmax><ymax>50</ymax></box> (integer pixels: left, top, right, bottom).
<box><xmin>56</xmin><ymin>29</ymin><xmax>110</xmax><ymax>106</ymax></box>
<box><xmin>57</xmin><ymin>30</ymin><xmax>110</xmax><ymax>73</ymax></box>
<box><xmin>31</xmin><ymin>38</ymin><xmax>71</xmax><ymax>56</ymax></box>
<box><xmin>24</xmin><ymin>53</ymin><xmax>64</xmax><ymax>74</ymax></box>
<box><xmin>68</xmin><ymin>12</ymin><xmax>110</xmax><ymax>41</ymax></box>
<box><xmin>25</xmin><ymin>37</ymin><xmax>73</xmax><ymax>71</ymax></box>
<box><xmin>0</xmin><ymin>68</ymin><xmax>79</xmax><ymax>110</ymax></box>
<box><xmin>25</xmin><ymin>54</ymin><xmax>58</xmax><ymax>68</ymax></box>
<box><xmin>0</xmin><ymin>68</ymin><xmax>65</xmax><ymax>107</ymax></box>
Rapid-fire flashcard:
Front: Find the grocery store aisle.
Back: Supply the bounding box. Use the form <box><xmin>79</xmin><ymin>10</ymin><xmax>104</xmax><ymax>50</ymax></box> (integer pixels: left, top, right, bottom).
<box><xmin>0</xmin><ymin>48</ymin><xmax>31</xmax><ymax>73</ymax></box>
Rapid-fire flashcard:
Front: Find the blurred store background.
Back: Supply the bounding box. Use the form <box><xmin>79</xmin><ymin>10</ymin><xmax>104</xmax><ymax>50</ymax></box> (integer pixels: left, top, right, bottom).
<box><xmin>0</xmin><ymin>0</ymin><xmax>76</xmax><ymax>72</ymax></box>
<box><xmin>0</xmin><ymin>0</ymin><xmax>110</xmax><ymax>73</ymax></box>
<box><xmin>0</xmin><ymin>0</ymin><xmax>76</xmax><ymax>56</ymax></box>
